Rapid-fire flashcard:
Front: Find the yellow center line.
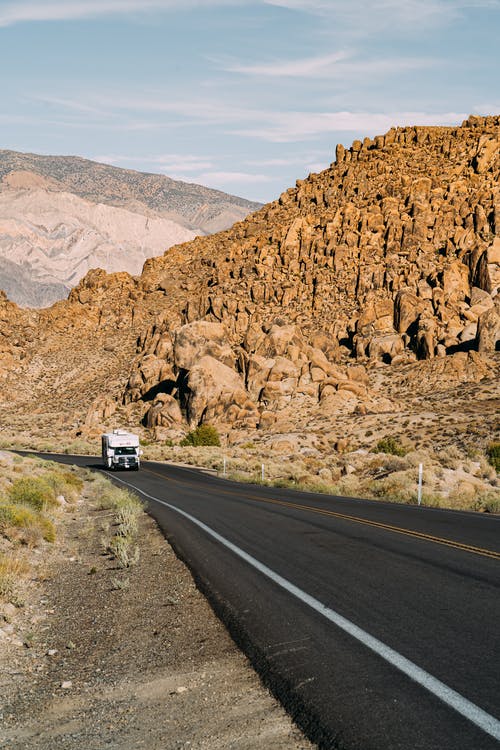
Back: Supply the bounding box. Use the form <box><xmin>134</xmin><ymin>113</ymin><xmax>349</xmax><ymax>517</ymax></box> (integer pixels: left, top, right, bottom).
<box><xmin>142</xmin><ymin>466</ymin><xmax>500</xmax><ymax>561</ymax></box>
<box><xmin>244</xmin><ymin>495</ymin><xmax>500</xmax><ymax>561</ymax></box>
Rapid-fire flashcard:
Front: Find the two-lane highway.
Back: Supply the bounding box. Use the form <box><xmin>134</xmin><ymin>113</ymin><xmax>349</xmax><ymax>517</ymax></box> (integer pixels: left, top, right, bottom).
<box><xmin>29</xmin><ymin>454</ymin><xmax>500</xmax><ymax>749</ymax></box>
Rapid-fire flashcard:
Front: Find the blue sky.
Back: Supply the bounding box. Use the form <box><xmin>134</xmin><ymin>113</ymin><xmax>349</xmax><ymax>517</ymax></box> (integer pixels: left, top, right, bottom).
<box><xmin>0</xmin><ymin>1</ymin><xmax>498</xmax><ymax>203</ymax></box>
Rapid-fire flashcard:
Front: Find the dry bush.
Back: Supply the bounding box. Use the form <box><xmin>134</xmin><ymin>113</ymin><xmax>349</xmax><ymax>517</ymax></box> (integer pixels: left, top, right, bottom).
<box><xmin>474</xmin><ymin>490</ymin><xmax>500</xmax><ymax>513</ymax></box>
<box><xmin>92</xmin><ymin>480</ymin><xmax>143</xmax><ymax>568</ymax></box>
<box><xmin>367</xmin><ymin>471</ymin><xmax>418</xmax><ymax>504</ymax></box>
<box><xmin>0</xmin><ymin>500</ymin><xmax>56</xmax><ymax>544</ymax></box>
<box><xmin>436</xmin><ymin>445</ymin><xmax>464</xmax><ymax>470</ymax></box>
<box><xmin>41</xmin><ymin>468</ymin><xmax>83</xmax><ymax>503</ymax></box>
<box><xmin>7</xmin><ymin>477</ymin><xmax>57</xmax><ymax>512</ymax></box>
<box><xmin>0</xmin><ymin>554</ymin><xmax>29</xmax><ymax>601</ymax></box>
<box><xmin>108</xmin><ymin>535</ymin><xmax>140</xmax><ymax>568</ymax></box>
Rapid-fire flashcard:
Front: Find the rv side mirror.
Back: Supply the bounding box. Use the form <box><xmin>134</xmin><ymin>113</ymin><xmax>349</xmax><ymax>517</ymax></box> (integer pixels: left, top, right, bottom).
<box><xmin>107</xmin><ymin>449</ymin><xmax>114</xmax><ymax>457</ymax></box>
<box><xmin>139</xmin><ymin>449</ymin><xmax>144</xmax><ymax>456</ymax></box>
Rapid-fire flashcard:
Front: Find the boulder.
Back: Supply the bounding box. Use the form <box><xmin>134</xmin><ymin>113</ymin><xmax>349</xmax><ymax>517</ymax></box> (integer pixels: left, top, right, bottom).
<box><xmin>477</xmin><ymin>300</ymin><xmax>500</xmax><ymax>352</ymax></box>
<box><xmin>174</xmin><ymin>321</ymin><xmax>235</xmax><ymax>370</ymax></box>
<box><xmin>145</xmin><ymin>394</ymin><xmax>183</xmax><ymax>429</ymax></box>
<box><xmin>185</xmin><ymin>355</ymin><xmax>258</xmax><ymax>427</ymax></box>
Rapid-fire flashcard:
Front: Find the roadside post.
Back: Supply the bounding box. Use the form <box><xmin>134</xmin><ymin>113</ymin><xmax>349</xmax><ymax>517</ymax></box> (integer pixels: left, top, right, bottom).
<box><xmin>418</xmin><ymin>463</ymin><xmax>423</xmax><ymax>506</ymax></box>
<box><xmin>223</xmin><ymin>456</ymin><xmax>227</xmax><ymax>477</ymax></box>
<box><xmin>261</xmin><ymin>463</ymin><xmax>265</xmax><ymax>482</ymax></box>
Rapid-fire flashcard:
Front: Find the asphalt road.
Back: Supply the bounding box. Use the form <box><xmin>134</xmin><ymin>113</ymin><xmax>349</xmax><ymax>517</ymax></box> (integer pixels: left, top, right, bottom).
<box><xmin>27</xmin><ymin>454</ymin><xmax>500</xmax><ymax>750</ymax></box>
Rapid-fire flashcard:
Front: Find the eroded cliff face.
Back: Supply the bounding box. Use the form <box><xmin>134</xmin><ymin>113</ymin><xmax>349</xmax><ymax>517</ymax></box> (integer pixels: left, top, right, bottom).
<box><xmin>0</xmin><ymin>116</ymin><xmax>498</xmax><ymax>445</ymax></box>
<box><xmin>122</xmin><ymin>115</ymin><xmax>499</xmax><ymax>438</ymax></box>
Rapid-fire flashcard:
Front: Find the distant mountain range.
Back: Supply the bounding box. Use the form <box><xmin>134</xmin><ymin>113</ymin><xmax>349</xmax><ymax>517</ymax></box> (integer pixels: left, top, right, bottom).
<box><xmin>0</xmin><ymin>150</ymin><xmax>262</xmax><ymax>307</ymax></box>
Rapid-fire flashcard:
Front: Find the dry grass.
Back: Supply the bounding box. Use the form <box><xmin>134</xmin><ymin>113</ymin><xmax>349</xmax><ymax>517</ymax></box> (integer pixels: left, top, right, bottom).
<box><xmin>138</xmin><ymin>441</ymin><xmax>499</xmax><ymax>513</ymax></box>
<box><xmin>89</xmin><ymin>477</ymin><xmax>143</xmax><ymax>568</ymax></box>
<box><xmin>0</xmin><ymin>452</ymin><xmax>86</xmax><ymax>602</ymax></box>
<box><xmin>0</xmin><ymin>554</ymin><xmax>29</xmax><ymax>601</ymax></box>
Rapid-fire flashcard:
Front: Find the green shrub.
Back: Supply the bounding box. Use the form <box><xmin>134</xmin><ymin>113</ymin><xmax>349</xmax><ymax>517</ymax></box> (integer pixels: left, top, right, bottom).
<box><xmin>0</xmin><ymin>501</ymin><xmax>55</xmax><ymax>543</ymax></box>
<box><xmin>42</xmin><ymin>469</ymin><xmax>83</xmax><ymax>502</ymax></box>
<box><xmin>373</xmin><ymin>436</ymin><xmax>408</xmax><ymax>457</ymax></box>
<box><xmin>474</xmin><ymin>490</ymin><xmax>500</xmax><ymax>513</ymax></box>
<box><xmin>8</xmin><ymin>477</ymin><xmax>56</xmax><ymax>511</ymax></box>
<box><xmin>486</xmin><ymin>443</ymin><xmax>500</xmax><ymax>473</ymax></box>
<box><xmin>180</xmin><ymin>424</ymin><xmax>221</xmax><ymax>447</ymax></box>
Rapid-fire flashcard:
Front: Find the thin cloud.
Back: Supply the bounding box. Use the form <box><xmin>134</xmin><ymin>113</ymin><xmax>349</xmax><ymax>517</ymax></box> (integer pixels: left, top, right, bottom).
<box><xmin>94</xmin><ymin>153</ymin><xmax>215</xmax><ymax>172</ymax></box>
<box><xmin>0</xmin><ymin>0</ymin><xmax>244</xmax><ymax>27</ymax></box>
<box><xmin>266</xmin><ymin>0</ymin><xmax>499</xmax><ymax>21</ymax></box>
<box><xmin>231</xmin><ymin>110</ymin><xmax>468</xmax><ymax>142</ymax></box>
<box><xmin>225</xmin><ymin>51</ymin><xmax>348</xmax><ymax>77</ymax></box>
<box><xmin>31</xmin><ymin>91</ymin><xmax>468</xmax><ymax>143</ymax></box>
<box><xmin>192</xmin><ymin>171</ymin><xmax>272</xmax><ymax>184</ymax></box>
<box><xmin>222</xmin><ymin>51</ymin><xmax>437</xmax><ymax>79</ymax></box>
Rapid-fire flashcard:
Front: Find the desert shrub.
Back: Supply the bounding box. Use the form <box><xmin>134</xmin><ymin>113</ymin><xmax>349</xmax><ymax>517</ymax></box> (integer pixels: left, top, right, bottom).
<box><xmin>95</xmin><ymin>482</ymin><xmax>143</xmax><ymax>567</ymax></box>
<box><xmin>7</xmin><ymin>477</ymin><xmax>57</xmax><ymax>511</ymax></box>
<box><xmin>373</xmin><ymin>436</ymin><xmax>408</xmax><ymax>457</ymax></box>
<box><xmin>0</xmin><ymin>554</ymin><xmax>29</xmax><ymax>600</ymax></box>
<box><xmin>42</xmin><ymin>469</ymin><xmax>83</xmax><ymax>502</ymax></box>
<box><xmin>108</xmin><ymin>534</ymin><xmax>140</xmax><ymax>568</ymax></box>
<box><xmin>486</xmin><ymin>443</ymin><xmax>500</xmax><ymax>473</ymax></box>
<box><xmin>0</xmin><ymin>501</ymin><xmax>55</xmax><ymax>543</ymax></box>
<box><xmin>436</xmin><ymin>445</ymin><xmax>463</xmax><ymax>470</ymax></box>
<box><xmin>473</xmin><ymin>490</ymin><xmax>500</xmax><ymax>513</ymax></box>
<box><xmin>367</xmin><ymin>472</ymin><xmax>417</xmax><ymax>503</ymax></box>
<box><xmin>115</xmin><ymin>503</ymin><xmax>140</xmax><ymax>537</ymax></box>
<box><xmin>180</xmin><ymin>424</ymin><xmax>221</xmax><ymax>447</ymax></box>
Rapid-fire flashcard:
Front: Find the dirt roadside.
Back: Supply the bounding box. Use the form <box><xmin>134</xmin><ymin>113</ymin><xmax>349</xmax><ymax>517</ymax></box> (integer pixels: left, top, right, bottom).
<box><xmin>0</xmin><ymin>476</ymin><xmax>315</xmax><ymax>750</ymax></box>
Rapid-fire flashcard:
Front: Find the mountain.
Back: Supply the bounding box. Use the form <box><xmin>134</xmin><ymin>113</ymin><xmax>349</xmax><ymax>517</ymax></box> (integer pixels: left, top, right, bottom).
<box><xmin>0</xmin><ymin>115</ymin><xmax>498</xmax><ymax>464</ymax></box>
<box><xmin>0</xmin><ymin>151</ymin><xmax>262</xmax><ymax>307</ymax></box>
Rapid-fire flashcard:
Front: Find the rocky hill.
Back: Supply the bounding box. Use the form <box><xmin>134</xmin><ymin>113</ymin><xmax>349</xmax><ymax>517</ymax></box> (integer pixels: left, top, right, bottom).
<box><xmin>0</xmin><ymin>151</ymin><xmax>262</xmax><ymax>307</ymax></box>
<box><xmin>0</xmin><ymin>116</ymin><xmax>498</xmax><ymax>465</ymax></box>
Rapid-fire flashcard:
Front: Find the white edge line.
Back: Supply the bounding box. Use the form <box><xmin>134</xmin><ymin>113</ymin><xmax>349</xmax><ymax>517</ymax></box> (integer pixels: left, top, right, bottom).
<box><xmin>107</xmin><ymin>472</ymin><xmax>500</xmax><ymax>742</ymax></box>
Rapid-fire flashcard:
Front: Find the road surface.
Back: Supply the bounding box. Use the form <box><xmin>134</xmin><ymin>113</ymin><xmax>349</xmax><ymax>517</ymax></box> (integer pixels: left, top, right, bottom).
<box><xmin>26</xmin><ymin>453</ymin><xmax>500</xmax><ymax>750</ymax></box>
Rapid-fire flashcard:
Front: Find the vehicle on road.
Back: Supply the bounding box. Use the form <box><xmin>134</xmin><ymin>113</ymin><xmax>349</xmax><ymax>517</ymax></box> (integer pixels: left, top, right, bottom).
<box><xmin>101</xmin><ymin>430</ymin><xmax>142</xmax><ymax>471</ymax></box>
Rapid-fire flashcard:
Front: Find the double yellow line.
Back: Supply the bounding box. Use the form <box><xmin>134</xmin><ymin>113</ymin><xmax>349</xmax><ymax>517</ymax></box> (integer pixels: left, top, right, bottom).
<box><xmin>244</xmin><ymin>495</ymin><xmax>500</xmax><ymax>561</ymax></box>
<box><xmin>143</xmin><ymin>466</ymin><xmax>500</xmax><ymax>561</ymax></box>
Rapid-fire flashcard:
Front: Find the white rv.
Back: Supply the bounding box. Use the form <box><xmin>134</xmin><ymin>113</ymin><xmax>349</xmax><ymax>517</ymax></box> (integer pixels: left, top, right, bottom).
<box><xmin>101</xmin><ymin>430</ymin><xmax>142</xmax><ymax>471</ymax></box>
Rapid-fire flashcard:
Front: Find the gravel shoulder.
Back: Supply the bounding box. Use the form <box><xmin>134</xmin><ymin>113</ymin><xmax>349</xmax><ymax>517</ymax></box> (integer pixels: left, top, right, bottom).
<box><xmin>0</xmin><ymin>477</ymin><xmax>314</xmax><ymax>749</ymax></box>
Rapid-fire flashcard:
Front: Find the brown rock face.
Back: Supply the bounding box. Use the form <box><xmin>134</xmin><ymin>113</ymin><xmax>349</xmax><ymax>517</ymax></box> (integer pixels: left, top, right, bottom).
<box><xmin>0</xmin><ymin>116</ymin><xmax>499</xmax><ymax>443</ymax></box>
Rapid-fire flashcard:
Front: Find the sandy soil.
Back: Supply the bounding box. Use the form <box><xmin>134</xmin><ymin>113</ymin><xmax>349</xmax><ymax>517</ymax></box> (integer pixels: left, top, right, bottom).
<box><xmin>0</xmin><ymin>482</ymin><xmax>314</xmax><ymax>750</ymax></box>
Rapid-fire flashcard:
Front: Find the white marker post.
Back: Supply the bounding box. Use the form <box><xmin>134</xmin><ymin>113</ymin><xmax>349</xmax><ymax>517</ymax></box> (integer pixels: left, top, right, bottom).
<box><xmin>417</xmin><ymin>463</ymin><xmax>423</xmax><ymax>506</ymax></box>
<box><xmin>261</xmin><ymin>463</ymin><xmax>265</xmax><ymax>482</ymax></box>
<box><xmin>223</xmin><ymin>456</ymin><xmax>227</xmax><ymax>478</ymax></box>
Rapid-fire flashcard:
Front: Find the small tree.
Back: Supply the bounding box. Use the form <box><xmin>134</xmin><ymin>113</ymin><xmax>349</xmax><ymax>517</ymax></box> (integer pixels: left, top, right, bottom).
<box><xmin>486</xmin><ymin>443</ymin><xmax>500</xmax><ymax>473</ymax></box>
<box><xmin>180</xmin><ymin>424</ymin><xmax>221</xmax><ymax>447</ymax></box>
<box><xmin>373</xmin><ymin>436</ymin><xmax>407</xmax><ymax>457</ymax></box>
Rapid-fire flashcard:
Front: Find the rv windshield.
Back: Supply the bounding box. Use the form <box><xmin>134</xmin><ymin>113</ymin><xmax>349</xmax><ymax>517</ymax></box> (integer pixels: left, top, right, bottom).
<box><xmin>114</xmin><ymin>447</ymin><xmax>137</xmax><ymax>455</ymax></box>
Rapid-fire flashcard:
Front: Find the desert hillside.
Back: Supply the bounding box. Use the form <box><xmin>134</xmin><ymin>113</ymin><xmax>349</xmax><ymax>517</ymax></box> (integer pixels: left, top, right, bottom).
<box><xmin>0</xmin><ymin>150</ymin><xmax>262</xmax><ymax>307</ymax></box>
<box><xmin>0</xmin><ymin>115</ymin><xmax>498</xmax><ymax>508</ymax></box>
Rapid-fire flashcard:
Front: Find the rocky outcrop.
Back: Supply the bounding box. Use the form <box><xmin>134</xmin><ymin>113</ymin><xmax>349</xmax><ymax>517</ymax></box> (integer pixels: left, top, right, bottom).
<box><xmin>0</xmin><ymin>116</ymin><xmax>498</xmax><ymax>443</ymax></box>
<box><xmin>115</xmin><ymin>116</ymin><xmax>499</xmax><ymax>433</ymax></box>
<box><xmin>126</xmin><ymin>318</ymin><xmax>396</xmax><ymax>434</ymax></box>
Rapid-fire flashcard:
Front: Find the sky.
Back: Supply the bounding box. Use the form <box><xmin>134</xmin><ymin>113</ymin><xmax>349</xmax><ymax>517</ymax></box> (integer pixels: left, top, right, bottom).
<box><xmin>0</xmin><ymin>0</ymin><xmax>498</xmax><ymax>203</ymax></box>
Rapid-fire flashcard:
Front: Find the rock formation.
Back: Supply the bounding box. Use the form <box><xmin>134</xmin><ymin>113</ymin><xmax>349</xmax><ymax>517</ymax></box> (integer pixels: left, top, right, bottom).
<box><xmin>0</xmin><ymin>116</ymin><xmax>498</xmax><ymax>449</ymax></box>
